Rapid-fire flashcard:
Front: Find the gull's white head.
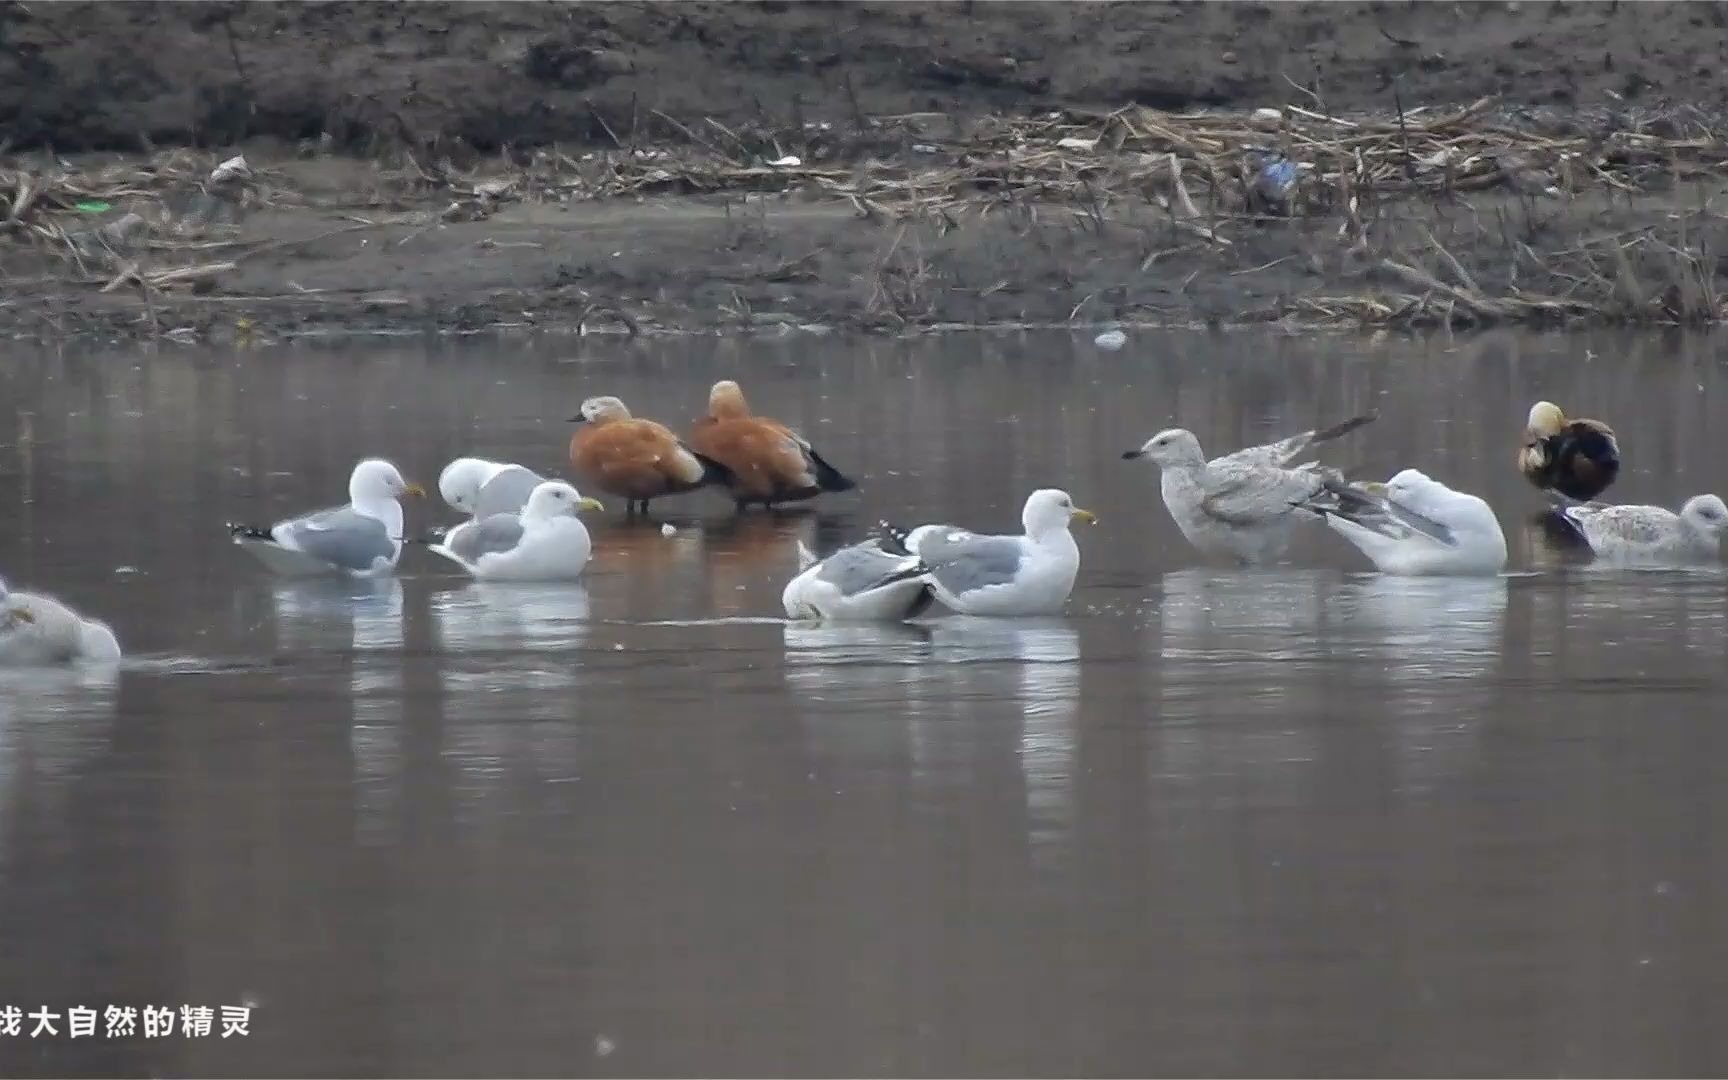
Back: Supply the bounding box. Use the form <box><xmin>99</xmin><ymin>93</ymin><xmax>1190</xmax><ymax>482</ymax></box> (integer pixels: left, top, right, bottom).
<box><xmin>1526</xmin><ymin>400</ymin><xmax>1566</xmax><ymax>437</ymax></box>
<box><xmin>1385</xmin><ymin>468</ymin><xmax>1437</xmax><ymax>502</ymax></box>
<box><xmin>1681</xmin><ymin>494</ymin><xmax>1728</xmax><ymax>536</ymax></box>
<box><xmin>573</xmin><ymin>396</ymin><xmax>631</xmax><ymax>424</ymax></box>
<box><xmin>522</xmin><ymin>480</ymin><xmax>605</xmax><ymax>521</ymax></box>
<box><xmin>1123</xmin><ymin>428</ymin><xmax>1205</xmax><ymax>468</ymax></box>
<box><xmin>350</xmin><ymin>458</ymin><xmax>424</xmax><ymax>505</ymax></box>
<box><xmin>1023</xmin><ymin>488</ymin><xmax>1097</xmax><ymax>538</ymax></box>
<box><xmin>438</xmin><ymin>457</ymin><xmax>500</xmax><ymax>514</ymax></box>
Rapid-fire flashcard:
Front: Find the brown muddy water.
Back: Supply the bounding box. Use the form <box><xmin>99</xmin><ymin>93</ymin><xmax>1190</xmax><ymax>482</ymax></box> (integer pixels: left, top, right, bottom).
<box><xmin>2</xmin><ymin>330</ymin><xmax>1728</xmax><ymax>1078</ymax></box>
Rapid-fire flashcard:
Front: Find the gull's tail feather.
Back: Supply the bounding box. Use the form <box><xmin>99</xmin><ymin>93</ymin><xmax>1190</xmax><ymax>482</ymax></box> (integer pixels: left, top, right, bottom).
<box><xmin>795</xmin><ymin>540</ymin><xmax>819</xmax><ymax>571</ymax></box>
<box><xmin>227</xmin><ymin>523</ymin><xmax>274</xmax><ymax>542</ymax></box>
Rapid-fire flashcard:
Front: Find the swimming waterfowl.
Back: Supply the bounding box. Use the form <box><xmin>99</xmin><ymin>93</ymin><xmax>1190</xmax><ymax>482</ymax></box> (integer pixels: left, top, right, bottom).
<box><xmin>781</xmin><ymin>534</ymin><xmax>935</xmax><ymax>622</ymax></box>
<box><xmin>1520</xmin><ymin>400</ymin><xmax>1619</xmax><ymax>501</ymax></box>
<box><xmin>0</xmin><ymin>577</ymin><xmax>122</xmax><ymax>666</ymax></box>
<box><xmin>880</xmin><ymin>488</ymin><xmax>1095</xmax><ymax>616</ymax></box>
<box><xmin>428</xmin><ymin>480</ymin><xmax>605</xmax><ymax>581</ymax></box>
<box><xmin>687</xmin><ymin>380</ymin><xmax>856</xmax><ymax>511</ymax></box>
<box><xmin>1122</xmin><ymin>412</ymin><xmax>1378</xmax><ymax>566</ymax></box>
<box><xmin>567</xmin><ymin>395</ymin><xmax>730</xmax><ymax>517</ymax></box>
<box><xmin>229</xmin><ymin>458</ymin><xmax>424</xmax><ymax>578</ymax></box>
<box><xmin>1552</xmin><ymin>493</ymin><xmax>1727</xmax><ymax>567</ymax></box>
<box><xmin>1299</xmin><ymin>468</ymin><xmax>1508</xmax><ymax>576</ymax></box>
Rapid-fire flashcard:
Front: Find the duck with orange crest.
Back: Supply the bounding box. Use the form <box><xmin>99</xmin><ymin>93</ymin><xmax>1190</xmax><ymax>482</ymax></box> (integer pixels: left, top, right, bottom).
<box><xmin>688</xmin><ymin>380</ymin><xmax>857</xmax><ymax>511</ymax></box>
<box><xmin>568</xmin><ymin>395</ymin><xmax>731</xmax><ymax>518</ymax></box>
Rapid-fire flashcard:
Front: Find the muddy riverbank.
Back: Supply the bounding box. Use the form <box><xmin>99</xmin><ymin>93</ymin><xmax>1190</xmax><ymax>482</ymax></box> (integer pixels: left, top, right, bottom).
<box><xmin>6</xmin><ymin>2</ymin><xmax>1728</xmax><ymax>342</ymax></box>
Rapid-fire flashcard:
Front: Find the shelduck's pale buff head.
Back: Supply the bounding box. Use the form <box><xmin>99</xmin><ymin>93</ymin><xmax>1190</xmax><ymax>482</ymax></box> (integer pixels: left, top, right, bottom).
<box><xmin>1123</xmin><ymin>428</ymin><xmax>1206</xmax><ymax>469</ymax></box>
<box><xmin>1681</xmin><ymin>494</ymin><xmax>1728</xmax><ymax>535</ymax></box>
<box><xmin>349</xmin><ymin>459</ymin><xmax>423</xmax><ymax>504</ymax></box>
<box><xmin>1022</xmin><ymin>488</ymin><xmax>1096</xmax><ymax>538</ymax></box>
<box><xmin>522</xmin><ymin>481</ymin><xmax>605</xmax><ymax>521</ymax></box>
<box><xmin>1526</xmin><ymin>401</ymin><xmax>1567</xmax><ymax>438</ymax></box>
<box><xmin>707</xmin><ymin>380</ymin><xmax>751</xmax><ymax>420</ymax></box>
<box><xmin>571</xmin><ymin>396</ymin><xmax>632</xmax><ymax>424</ymax></box>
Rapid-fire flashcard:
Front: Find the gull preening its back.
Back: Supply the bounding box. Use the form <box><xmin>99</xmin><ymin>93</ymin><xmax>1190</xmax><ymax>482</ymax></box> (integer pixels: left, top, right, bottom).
<box><xmin>439</xmin><ymin>456</ymin><xmax>545</xmax><ymax>517</ymax></box>
<box><xmin>229</xmin><ymin>458</ymin><xmax>425</xmax><ymax>578</ymax></box>
<box><xmin>781</xmin><ymin>534</ymin><xmax>935</xmax><ymax>622</ymax></box>
<box><xmin>1122</xmin><ymin>412</ymin><xmax>1377</xmax><ymax>566</ymax></box>
<box><xmin>0</xmin><ymin>576</ymin><xmax>122</xmax><ymax>666</ymax></box>
<box><xmin>428</xmin><ymin>480</ymin><xmax>605</xmax><ymax>581</ymax></box>
<box><xmin>881</xmin><ymin>488</ymin><xmax>1095</xmax><ymax>616</ymax></box>
<box><xmin>1300</xmin><ymin>468</ymin><xmax>1508</xmax><ymax>576</ymax></box>
<box><xmin>1520</xmin><ymin>400</ymin><xmax>1619</xmax><ymax>501</ymax></box>
<box><xmin>436</xmin><ymin>456</ymin><xmax>547</xmax><ymax>550</ymax></box>
<box><xmin>1554</xmin><ymin>493</ymin><xmax>1727</xmax><ymax>567</ymax></box>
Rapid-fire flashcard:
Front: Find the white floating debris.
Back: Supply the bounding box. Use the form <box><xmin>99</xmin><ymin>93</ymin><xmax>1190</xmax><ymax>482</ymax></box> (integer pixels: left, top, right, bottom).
<box><xmin>209</xmin><ymin>154</ymin><xmax>251</xmax><ymax>184</ymax></box>
<box><xmin>912</xmin><ymin>143</ymin><xmax>939</xmax><ymax>154</ymax></box>
<box><xmin>767</xmin><ymin>154</ymin><xmax>803</xmax><ymax>167</ymax></box>
<box><xmin>660</xmin><ymin>523</ymin><xmax>677</xmax><ymax>538</ymax></box>
<box><xmin>1251</xmin><ymin>107</ymin><xmax>1285</xmax><ymax>125</ymax></box>
<box><xmin>1057</xmin><ymin>136</ymin><xmax>1099</xmax><ymax>152</ymax></box>
<box><xmin>1094</xmin><ymin>329</ymin><xmax>1128</xmax><ymax>350</ymax></box>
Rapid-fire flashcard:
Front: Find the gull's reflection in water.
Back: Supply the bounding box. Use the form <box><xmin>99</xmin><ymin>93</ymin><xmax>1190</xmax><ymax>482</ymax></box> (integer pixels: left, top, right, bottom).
<box><xmin>1329</xmin><ymin>574</ymin><xmax>1509</xmax><ymax>792</ymax></box>
<box><xmin>787</xmin><ymin>616</ymin><xmax>1081</xmax><ymax>860</ymax></box>
<box><xmin>429</xmin><ymin>584</ymin><xmax>591</xmax><ymax>812</ymax></box>
<box><xmin>0</xmin><ymin>670</ymin><xmax>119</xmax><ymax>861</ymax></box>
<box><xmin>1150</xmin><ymin>570</ymin><xmax>1336</xmax><ymax>783</ymax></box>
<box><xmin>265</xmin><ymin>578</ymin><xmax>405</xmax><ymax>845</ymax></box>
<box><xmin>784</xmin><ymin>620</ymin><xmax>934</xmax><ymax>761</ymax></box>
<box><xmin>1524</xmin><ymin>566</ymin><xmax>1728</xmax><ymax>667</ymax></box>
<box><xmin>925</xmin><ymin>618</ymin><xmax>1081</xmax><ymax>863</ymax></box>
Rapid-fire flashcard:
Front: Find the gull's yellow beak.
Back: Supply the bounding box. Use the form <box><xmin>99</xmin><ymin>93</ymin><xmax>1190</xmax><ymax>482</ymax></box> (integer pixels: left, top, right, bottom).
<box><xmin>577</xmin><ymin>496</ymin><xmax>605</xmax><ymax>513</ymax></box>
<box><xmin>402</xmin><ymin>482</ymin><xmax>426</xmax><ymax>498</ymax></box>
<box><xmin>8</xmin><ymin>606</ymin><xmax>34</xmax><ymax>624</ymax></box>
<box><xmin>1359</xmin><ymin>481</ymin><xmax>1388</xmax><ymax>496</ymax></box>
<box><xmin>1071</xmin><ymin>507</ymin><xmax>1098</xmax><ymax>525</ymax></box>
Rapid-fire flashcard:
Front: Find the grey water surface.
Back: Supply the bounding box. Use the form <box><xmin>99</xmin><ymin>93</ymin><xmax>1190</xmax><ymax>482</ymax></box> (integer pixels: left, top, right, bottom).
<box><xmin>2</xmin><ymin>330</ymin><xmax>1727</xmax><ymax>1077</ymax></box>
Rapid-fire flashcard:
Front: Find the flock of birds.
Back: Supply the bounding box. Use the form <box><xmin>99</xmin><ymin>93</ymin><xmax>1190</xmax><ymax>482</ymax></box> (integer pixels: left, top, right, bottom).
<box><xmin>1</xmin><ymin>378</ymin><xmax>1722</xmax><ymax>669</ymax></box>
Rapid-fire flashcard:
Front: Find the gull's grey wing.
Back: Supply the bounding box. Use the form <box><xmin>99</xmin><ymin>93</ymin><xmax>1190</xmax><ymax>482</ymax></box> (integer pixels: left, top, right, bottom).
<box><xmin>1197</xmin><ymin>462</ymin><xmax>1326</xmax><ymax>527</ymax></box>
<box><xmin>1302</xmin><ymin>477</ymin><xmax>1459</xmax><ymax>547</ymax></box>
<box><xmin>473</xmin><ymin>466</ymin><xmax>545</xmax><ymax>518</ymax></box>
<box><xmin>922</xmin><ymin>535</ymin><xmax>1027</xmax><ymax>597</ymax></box>
<box><xmin>446</xmin><ymin>512</ymin><xmax>526</xmax><ymax>562</ymax></box>
<box><xmin>1219</xmin><ymin>412</ymin><xmax>1379</xmax><ymax>470</ymax></box>
<box><xmin>816</xmin><ymin>543</ymin><xmax>925</xmax><ymax>596</ymax></box>
<box><xmin>907</xmin><ymin>525</ymin><xmax>981</xmax><ymax>565</ymax></box>
<box><xmin>276</xmin><ymin>507</ymin><xmax>396</xmax><ymax>571</ymax></box>
<box><xmin>1564</xmin><ymin>505</ymin><xmax>1674</xmax><ymax>547</ymax></box>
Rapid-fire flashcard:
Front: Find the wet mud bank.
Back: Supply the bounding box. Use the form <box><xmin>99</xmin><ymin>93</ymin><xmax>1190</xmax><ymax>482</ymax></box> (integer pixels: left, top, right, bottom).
<box><xmin>6</xmin><ymin>2</ymin><xmax>1728</xmax><ymax>342</ymax></box>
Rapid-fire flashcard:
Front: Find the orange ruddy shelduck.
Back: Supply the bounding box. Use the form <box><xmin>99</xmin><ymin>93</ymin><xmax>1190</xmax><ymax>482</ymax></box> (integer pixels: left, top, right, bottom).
<box><xmin>568</xmin><ymin>395</ymin><xmax>730</xmax><ymax>517</ymax></box>
<box><xmin>687</xmin><ymin>380</ymin><xmax>856</xmax><ymax>511</ymax></box>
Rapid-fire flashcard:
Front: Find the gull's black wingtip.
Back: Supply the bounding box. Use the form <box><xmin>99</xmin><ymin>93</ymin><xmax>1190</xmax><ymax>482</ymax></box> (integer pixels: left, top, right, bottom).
<box><xmin>227</xmin><ymin>522</ymin><xmax>272</xmax><ymax>541</ymax></box>
<box><xmin>1312</xmin><ymin>410</ymin><xmax>1380</xmax><ymax>444</ymax></box>
<box><xmin>875</xmin><ymin>519</ymin><xmax>914</xmax><ymax>556</ymax></box>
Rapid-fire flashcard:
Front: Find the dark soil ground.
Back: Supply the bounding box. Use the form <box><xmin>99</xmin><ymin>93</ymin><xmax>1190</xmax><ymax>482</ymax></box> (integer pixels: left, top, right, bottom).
<box><xmin>6</xmin><ymin>1</ymin><xmax>1728</xmax><ymax>342</ymax></box>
